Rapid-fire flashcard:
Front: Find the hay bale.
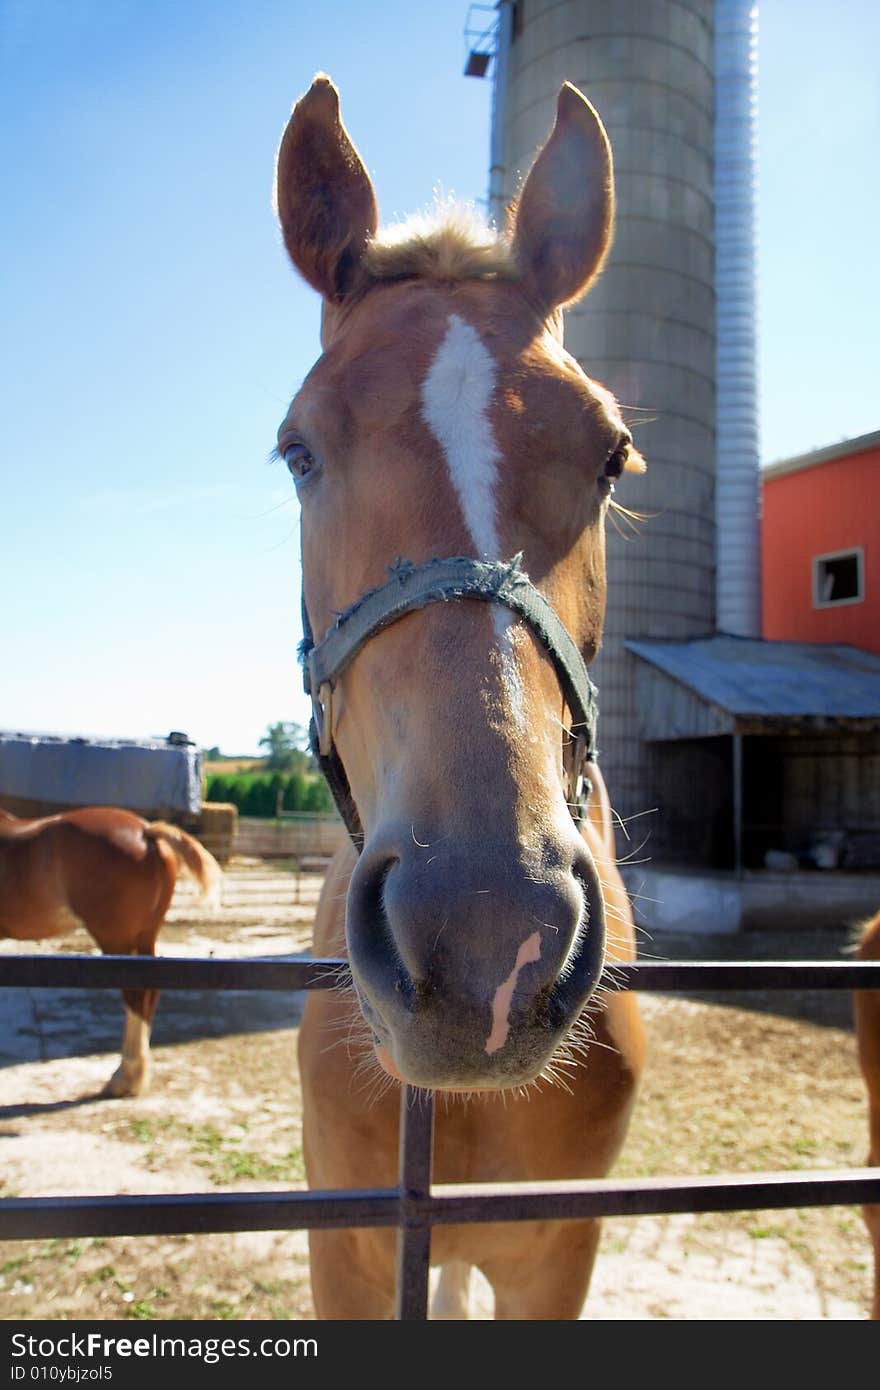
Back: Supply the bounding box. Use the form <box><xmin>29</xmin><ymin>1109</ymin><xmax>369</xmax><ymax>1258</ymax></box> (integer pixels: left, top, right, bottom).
<box><xmin>195</xmin><ymin>801</ymin><xmax>238</xmax><ymax>865</ymax></box>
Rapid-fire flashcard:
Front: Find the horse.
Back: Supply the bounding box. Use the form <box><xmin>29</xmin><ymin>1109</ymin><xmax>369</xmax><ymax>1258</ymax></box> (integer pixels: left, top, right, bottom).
<box><xmin>273</xmin><ymin>74</ymin><xmax>647</xmax><ymax>1319</ymax></box>
<box><xmin>0</xmin><ymin>804</ymin><xmax>222</xmax><ymax>1097</ymax></box>
<box><xmin>854</xmin><ymin>909</ymin><xmax>880</xmax><ymax>1318</ymax></box>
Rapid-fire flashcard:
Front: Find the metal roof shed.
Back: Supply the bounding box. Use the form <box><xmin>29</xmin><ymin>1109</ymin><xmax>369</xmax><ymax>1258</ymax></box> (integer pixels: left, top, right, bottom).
<box><xmin>625</xmin><ymin>636</ymin><xmax>880</xmax><ymax>870</ymax></box>
<box><xmin>626</xmin><ymin>635</ymin><xmax>880</xmax><ymax>739</ymax></box>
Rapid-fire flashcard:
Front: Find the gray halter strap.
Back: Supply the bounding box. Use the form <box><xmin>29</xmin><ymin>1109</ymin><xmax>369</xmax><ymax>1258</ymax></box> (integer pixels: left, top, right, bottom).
<box><xmin>300</xmin><ymin>554</ymin><xmax>599</xmax><ymax>847</ymax></box>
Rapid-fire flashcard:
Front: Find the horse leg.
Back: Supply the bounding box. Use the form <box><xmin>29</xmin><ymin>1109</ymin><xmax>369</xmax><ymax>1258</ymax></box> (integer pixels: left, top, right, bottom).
<box><xmin>478</xmin><ymin>1218</ymin><xmax>602</xmax><ymax>1320</ymax></box>
<box><xmin>861</xmin><ymin>1082</ymin><xmax>880</xmax><ymax>1319</ymax></box>
<box><xmin>308</xmin><ymin>1229</ymin><xmax>396</xmax><ymax>1319</ymax></box>
<box><xmin>430</xmin><ymin>1261</ymin><xmax>472</xmax><ymax>1319</ymax></box>
<box><xmin>102</xmin><ymin>916</ymin><xmax>164</xmax><ymax>1097</ymax></box>
<box><xmin>865</xmin><ymin>1194</ymin><xmax>880</xmax><ymax>1321</ymax></box>
<box><xmin>102</xmin><ymin>834</ymin><xmax>180</xmax><ymax>1098</ymax></box>
<box><xmin>104</xmin><ymin>983</ymin><xmax>160</xmax><ymax>1098</ymax></box>
<box><xmin>855</xmin><ymin>912</ymin><xmax>880</xmax><ymax>1318</ymax></box>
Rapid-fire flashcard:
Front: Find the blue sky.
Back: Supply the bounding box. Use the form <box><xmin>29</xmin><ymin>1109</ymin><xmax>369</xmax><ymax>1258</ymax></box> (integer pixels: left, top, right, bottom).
<box><xmin>2</xmin><ymin>1</ymin><xmax>877</xmax><ymax>756</ymax></box>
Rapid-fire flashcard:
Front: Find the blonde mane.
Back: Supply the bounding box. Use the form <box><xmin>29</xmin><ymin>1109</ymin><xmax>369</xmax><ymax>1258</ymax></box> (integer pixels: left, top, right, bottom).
<box><xmin>355</xmin><ymin>199</ymin><xmax>520</xmax><ymax>292</ymax></box>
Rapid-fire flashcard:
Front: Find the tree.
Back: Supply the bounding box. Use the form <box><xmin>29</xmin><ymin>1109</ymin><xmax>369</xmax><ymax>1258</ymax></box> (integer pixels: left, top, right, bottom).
<box><xmin>302</xmin><ymin>777</ymin><xmax>333</xmax><ymax>813</ymax></box>
<box><xmin>258</xmin><ymin>721</ymin><xmax>310</xmax><ymax>773</ymax></box>
<box><xmin>283</xmin><ymin>771</ymin><xmax>307</xmax><ymax>811</ymax></box>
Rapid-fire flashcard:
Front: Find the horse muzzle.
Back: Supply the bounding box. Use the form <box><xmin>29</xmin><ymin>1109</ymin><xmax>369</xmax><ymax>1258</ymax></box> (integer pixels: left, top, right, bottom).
<box><xmin>345</xmin><ymin>826</ymin><xmax>607</xmax><ymax>1089</ymax></box>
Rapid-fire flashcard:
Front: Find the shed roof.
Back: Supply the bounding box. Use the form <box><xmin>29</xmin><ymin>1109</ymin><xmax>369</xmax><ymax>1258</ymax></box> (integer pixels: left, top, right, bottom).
<box><xmin>625</xmin><ymin>635</ymin><xmax>880</xmax><ymax>739</ymax></box>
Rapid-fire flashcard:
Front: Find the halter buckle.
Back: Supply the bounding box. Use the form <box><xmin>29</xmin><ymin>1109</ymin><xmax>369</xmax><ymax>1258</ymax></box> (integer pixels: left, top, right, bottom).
<box><xmin>312</xmin><ymin>681</ymin><xmax>335</xmax><ymax>757</ymax></box>
<box><xmin>565</xmin><ymin>731</ymin><xmax>590</xmax><ymax>821</ymax></box>
<box><xmin>301</xmin><ymin>555</ymin><xmax>600</xmax><ymax>847</ymax></box>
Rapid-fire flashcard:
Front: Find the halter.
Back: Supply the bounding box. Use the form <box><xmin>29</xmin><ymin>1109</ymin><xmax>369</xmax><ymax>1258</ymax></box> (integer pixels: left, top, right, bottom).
<box><xmin>299</xmin><ymin>553</ymin><xmax>599</xmax><ymax>849</ymax></box>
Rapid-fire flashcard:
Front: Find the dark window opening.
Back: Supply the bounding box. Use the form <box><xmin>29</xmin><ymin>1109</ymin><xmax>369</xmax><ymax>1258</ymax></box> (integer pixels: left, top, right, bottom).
<box><xmin>813</xmin><ymin>549</ymin><xmax>863</xmax><ymax>607</ymax></box>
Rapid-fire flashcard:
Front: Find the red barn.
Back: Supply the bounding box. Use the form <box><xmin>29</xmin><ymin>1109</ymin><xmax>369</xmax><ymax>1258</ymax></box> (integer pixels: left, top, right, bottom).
<box><xmin>762</xmin><ymin>429</ymin><xmax>880</xmax><ymax>653</ymax></box>
<box><xmin>624</xmin><ymin>429</ymin><xmax>880</xmax><ymax>889</ymax></box>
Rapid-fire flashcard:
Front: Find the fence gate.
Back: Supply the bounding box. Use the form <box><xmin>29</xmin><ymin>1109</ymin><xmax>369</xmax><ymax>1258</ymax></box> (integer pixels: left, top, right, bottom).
<box><xmin>1</xmin><ymin>953</ymin><xmax>879</xmax><ymax>1319</ymax></box>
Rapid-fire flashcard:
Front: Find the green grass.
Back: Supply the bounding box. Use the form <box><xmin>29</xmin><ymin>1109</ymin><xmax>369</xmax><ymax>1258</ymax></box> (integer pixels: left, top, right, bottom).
<box><xmin>126</xmin><ymin>1287</ymin><xmax>170</xmax><ymax>1320</ymax></box>
<box><xmin>125</xmin><ymin>1116</ymin><xmax>305</xmax><ymax>1186</ymax></box>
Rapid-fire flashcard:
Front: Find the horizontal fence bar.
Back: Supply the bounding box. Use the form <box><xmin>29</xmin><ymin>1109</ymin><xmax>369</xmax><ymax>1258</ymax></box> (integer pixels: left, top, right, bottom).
<box><xmin>0</xmin><ymin>1190</ymin><xmax>401</xmax><ymax>1241</ymax></box>
<box><xmin>1</xmin><ymin>1169</ymin><xmax>879</xmax><ymax>1243</ymax></box>
<box><xmin>0</xmin><ymin>955</ymin><xmax>348</xmax><ymax>991</ymax></box>
<box><xmin>2</xmin><ymin>954</ymin><xmax>880</xmax><ymax>991</ymax></box>
<box><xmin>425</xmin><ymin>1167</ymin><xmax>880</xmax><ymax>1224</ymax></box>
<box><xmin>610</xmin><ymin>960</ymin><xmax>880</xmax><ymax>990</ymax></box>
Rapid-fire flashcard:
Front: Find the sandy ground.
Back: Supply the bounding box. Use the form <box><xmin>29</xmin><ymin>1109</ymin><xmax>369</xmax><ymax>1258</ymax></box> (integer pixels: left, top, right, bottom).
<box><xmin>0</xmin><ymin>858</ymin><xmax>875</xmax><ymax>1321</ymax></box>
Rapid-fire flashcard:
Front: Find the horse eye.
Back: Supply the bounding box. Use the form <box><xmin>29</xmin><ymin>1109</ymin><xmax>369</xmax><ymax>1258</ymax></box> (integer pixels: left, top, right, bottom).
<box><xmin>284</xmin><ymin>443</ymin><xmax>316</xmax><ymax>481</ymax></box>
<box><xmin>605</xmin><ymin>446</ymin><xmax>628</xmax><ymax>482</ymax></box>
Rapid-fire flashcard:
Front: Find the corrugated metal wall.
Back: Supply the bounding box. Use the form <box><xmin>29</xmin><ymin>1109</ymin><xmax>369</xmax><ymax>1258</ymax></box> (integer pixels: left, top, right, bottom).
<box><xmin>714</xmin><ymin>0</ymin><xmax>761</xmax><ymax>638</ymax></box>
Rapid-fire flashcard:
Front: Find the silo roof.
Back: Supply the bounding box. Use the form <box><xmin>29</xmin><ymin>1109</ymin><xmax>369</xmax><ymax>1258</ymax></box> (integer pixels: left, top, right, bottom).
<box><xmin>625</xmin><ymin>634</ymin><xmax>880</xmax><ymax>733</ymax></box>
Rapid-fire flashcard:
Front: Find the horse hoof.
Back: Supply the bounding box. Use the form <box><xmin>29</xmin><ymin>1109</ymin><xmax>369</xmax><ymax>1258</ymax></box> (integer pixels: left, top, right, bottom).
<box><xmin>102</xmin><ymin>1065</ymin><xmax>151</xmax><ymax>1099</ymax></box>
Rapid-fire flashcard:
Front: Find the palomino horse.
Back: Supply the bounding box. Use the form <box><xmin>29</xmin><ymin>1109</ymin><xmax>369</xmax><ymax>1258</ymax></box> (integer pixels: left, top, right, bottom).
<box><xmin>0</xmin><ymin>805</ymin><xmax>222</xmax><ymax>1096</ymax></box>
<box><xmin>274</xmin><ymin>75</ymin><xmax>646</xmax><ymax>1318</ymax></box>
<box><xmin>855</xmin><ymin>909</ymin><xmax>880</xmax><ymax>1318</ymax></box>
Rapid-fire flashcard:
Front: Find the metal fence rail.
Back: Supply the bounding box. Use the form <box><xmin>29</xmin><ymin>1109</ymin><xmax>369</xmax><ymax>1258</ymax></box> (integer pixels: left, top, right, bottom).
<box><xmin>5</xmin><ymin>955</ymin><xmax>880</xmax><ymax>992</ymax></box>
<box><xmin>2</xmin><ymin>952</ymin><xmax>880</xmax><ymax>1319</ymax></box>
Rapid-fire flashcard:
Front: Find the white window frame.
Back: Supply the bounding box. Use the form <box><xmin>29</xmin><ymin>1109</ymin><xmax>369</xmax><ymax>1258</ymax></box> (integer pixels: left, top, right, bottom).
<box><xmin>812</xmin><ymin>546</ymin><xmax>865</xmax><ymax>609</ymax></box>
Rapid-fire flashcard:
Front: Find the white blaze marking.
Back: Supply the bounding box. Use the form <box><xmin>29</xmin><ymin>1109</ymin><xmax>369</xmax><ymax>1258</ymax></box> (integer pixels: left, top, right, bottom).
<box><xmin>422</xmin><ymin>314</ymin><xmax>502</xmax><ymax>557</ymax></box>
<box><xmin>421</xmin><ymin>314</ymin><xmax>526</xmax><ymax>726</ymax></box>
<box><xmin>485</xmin><ymin>930</ymin><xmax>542</xmax><ymax>1055</ymax></box>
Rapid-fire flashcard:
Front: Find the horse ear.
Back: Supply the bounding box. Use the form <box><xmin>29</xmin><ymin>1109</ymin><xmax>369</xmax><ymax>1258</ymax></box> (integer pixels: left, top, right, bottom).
<box><xmin>510</xmin><ymin>83</ymin><xmax>614</xmax><ymax>313</ymax></box>
<box><xmin>274</xmin><ymin>74</ymin><xmax>378</xmax><ymax>302</ymax></box>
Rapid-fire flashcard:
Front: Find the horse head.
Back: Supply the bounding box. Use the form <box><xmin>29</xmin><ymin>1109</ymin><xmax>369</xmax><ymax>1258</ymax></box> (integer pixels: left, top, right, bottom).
<box><xmin>274</xmin><ymin>75</ymin><xmax>644</xmax><ymax>1090</ymax></box>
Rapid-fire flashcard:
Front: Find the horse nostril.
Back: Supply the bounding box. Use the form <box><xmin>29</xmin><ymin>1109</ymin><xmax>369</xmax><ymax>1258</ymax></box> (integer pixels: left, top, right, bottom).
<box><xmin>342</xmin><ymin>824</ymin><xmax>609</xmax><ymax>1087</ymax></box>
<box><xmin>359</xmin><ymin>855</ymin><xmax>389</xmax><ymax>925</ymax></box>
<box><xmin>547</xmin><ymin>848</ymin><xmax>607</xmax><ymax>1019</ymax></box>
<box><xmin>347</xmin><ymin>850</ymin><xmax>416</xmax><ymax>1009</ymax></box>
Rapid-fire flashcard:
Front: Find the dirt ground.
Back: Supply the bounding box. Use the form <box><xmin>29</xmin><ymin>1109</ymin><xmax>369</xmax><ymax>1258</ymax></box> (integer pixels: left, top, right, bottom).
<box><xmin>0</xmin><ymin>858</ymin><xmax>875</xmax><ymax>1321</ymax></box>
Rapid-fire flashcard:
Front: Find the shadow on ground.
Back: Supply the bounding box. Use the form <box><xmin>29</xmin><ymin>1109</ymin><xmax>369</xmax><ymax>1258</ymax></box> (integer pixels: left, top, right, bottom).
<box><xmin>643</xmin><ymin>922</ymin><xmax>861</xmax><ymax>1030</ymax></box>
<box><xmin>0</xmin><ymin>968</ymin><xmax>307</xmax><ymax>1074</ymax></box>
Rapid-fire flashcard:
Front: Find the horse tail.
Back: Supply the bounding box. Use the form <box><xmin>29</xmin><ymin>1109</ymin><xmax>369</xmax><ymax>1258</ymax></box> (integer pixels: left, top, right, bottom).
<box><xmin>145</xmin><ymin>823</ymin><xmax>223</xmax><ymax>909</ymax></box>
<box><xmin>856</xmin><ymin>911</ymin><xmax>880</xmax><ymax>963</ymax></box>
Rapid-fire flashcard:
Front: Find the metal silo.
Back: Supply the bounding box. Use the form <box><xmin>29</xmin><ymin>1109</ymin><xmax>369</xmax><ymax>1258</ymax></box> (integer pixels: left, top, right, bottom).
<box><xmin>715</xmin><ymin>0</ymin><xmax>761</xmax><ymax>638</ymax></box>
<box><xmin>493</xmin><ymin>0</ymin><xmax>758</xmax><ymax>846</ymax></box>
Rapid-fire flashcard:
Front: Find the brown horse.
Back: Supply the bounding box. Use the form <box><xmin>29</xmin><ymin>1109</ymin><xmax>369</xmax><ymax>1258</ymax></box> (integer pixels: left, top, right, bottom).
<box><xmin>855</xmin><ymin>909</ymin><xmax>880</xmax><ymax>1318</ymax></box>
<box><xmin>0</xmin><ymin>805</ymin><xmax>222</xmax><ymax>1096</ymax></box>
<box><xmin>273</xmin><ymin>74</ymin><xmax>647</xmax><ymax>1318</ymax></box>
